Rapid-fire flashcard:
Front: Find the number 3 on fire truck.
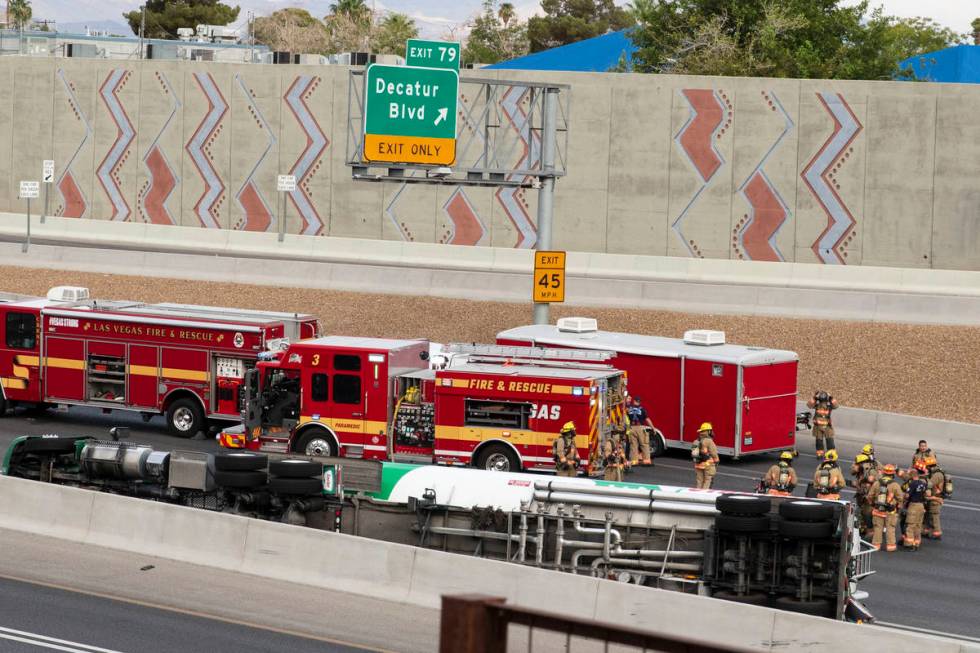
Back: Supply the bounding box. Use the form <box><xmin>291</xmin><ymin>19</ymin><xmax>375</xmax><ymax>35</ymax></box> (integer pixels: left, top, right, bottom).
<box><xmin>312</xmin><ymin>354</ymin><xmax>320</xmax><ymax>366</ymax></box>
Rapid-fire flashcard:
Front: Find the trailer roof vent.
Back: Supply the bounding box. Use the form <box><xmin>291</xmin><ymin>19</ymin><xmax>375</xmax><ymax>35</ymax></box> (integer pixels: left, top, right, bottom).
<box><xmin>46</xmin><ymin>286</ymin><xmax>90</xmax><ymax>303</ymax></box>
<box><xmin>557</xmin><ymin>317</ymin><xmax>598</xmax><ymax>334</ymax></box>
<box><xmin>683</xmin><ymin>329</ymin><xmax>726</xmax><ymax>346</ymax></box>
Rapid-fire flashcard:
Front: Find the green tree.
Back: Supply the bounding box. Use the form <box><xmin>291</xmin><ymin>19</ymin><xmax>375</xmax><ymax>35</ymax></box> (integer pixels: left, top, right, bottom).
<box><xmin>8</xmin><ymin>0</ymin><xmax>32</xmax><ymax>31</ymax></box>
<box><xmin>330</xmin><ymin>0</ymin><xmax>371</xmax><ymax>25</ymax></box>
<box><xmin>253</xmin><ymin>8</ymin><xmax>328</xmax><ymax>54</ymax></box>
<box><xmin>463</xmin><ymin>0</ymin><xmax>528</xmax><ymax>65</ymax></box>
<box><xmin>628</xmin><ymin>0</ymin><xmax>964</xmax><ymax>80</ymax></box>
<box><xmin>124</xmin><ymin>0</ymin><xmax>240</xmax><ymax>39</ymax></box>
<box><xmin>372</xmin><ymin>13</ymin><xmax>419</xmax><ymax>57</ymax></box>
<box><xmin>970</xmin><ymin>17</ymin><xmax>979</xmax><ymax>45</ymax></box>
<box><xmin>527</xmin><ymin>0</ymin><xmax>633</xmax><ymax>53</ymax></box>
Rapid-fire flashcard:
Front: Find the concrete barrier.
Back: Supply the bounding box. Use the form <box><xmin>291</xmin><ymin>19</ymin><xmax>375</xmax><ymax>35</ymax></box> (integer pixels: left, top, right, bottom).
<box><xmin>2</xmin><ymin>215</ymin><xmax>980</xmax><ymax>325</ymax></box>
<box><xmin>0</xmin><ymin>474</ymin><xmax>976</xmax><ymax>651</ymax></box>
<box><xmin>797</xmin><ymin>403</ymin><xmax>980</xmax><ymax>459</ymax></box>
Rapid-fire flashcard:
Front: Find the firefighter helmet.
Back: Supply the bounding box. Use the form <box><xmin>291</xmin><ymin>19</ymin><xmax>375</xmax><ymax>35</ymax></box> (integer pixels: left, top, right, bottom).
<box><xmin>560</xmin><ymin>421</ymin><xmax>576</xmax><ymax>434</ymax></box>
<box><xmin>697</xmin><ymin>422</ymin><xmax>713</xmax><ymax>433</ymax></box>
<box><xmin>816</xmin><ymin>390</ymin><xmax>829</xmax><ymax>402</ymax></box>
<box><xmin>861</xmin><ymin>443</ymin><xmax>874</xmax><ymax>455</ymax></box>
<box><xmin>780</xmin><ymin>451</ymin><xmax>794</xmax><ymax>462</ymax></box>
<box><xmin>824</xmin><ymin>450</ymin><xmax>838</xmax><ymax>462</ymax></box>
<box><xmin>924</xmin><ymin>455</ymin><xmax>938</xmax><ymax>468</ymax></box>
<box><xmin>882</xmin><ymin>463</ymin><xmax>897</xmax><ymax>475</ymax></box>
<box><xmin>854</xmin><ymin>453</ymin><xmax>869</xmax><ymax>464</ymax></box>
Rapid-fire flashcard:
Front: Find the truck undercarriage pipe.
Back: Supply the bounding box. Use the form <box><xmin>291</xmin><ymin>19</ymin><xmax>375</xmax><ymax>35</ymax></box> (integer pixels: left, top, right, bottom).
<box><xmin>532</xmin><ymin>490</ymin><xmax>718</xmax><ymax>515</ymax></box>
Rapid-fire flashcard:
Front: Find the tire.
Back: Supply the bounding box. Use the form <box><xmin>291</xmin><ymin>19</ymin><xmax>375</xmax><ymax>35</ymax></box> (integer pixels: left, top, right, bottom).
<box><xmin>269</xmin><ymin>476</ymin><xmax>322</xmax><ymax>495</ymax></box>
<box><xmin>779</xmin><ymin>519</ymin><xmax>834</xmax><ymax>539</ymax></box>
<box><xmin>774</xmin><ymin>596</ymin><xmax>835</xmax><ymax>618</ymax></box>
<box><xmin>214</xmin><ymin>451</ymin><xmax>268</xmax><ymax>472</ymax></box>
<box><xmin>475</xmin><ymin>443</ymin><xmax>520</xmax><ymax>472</ymax></box>
<box><xmin>0</xmin><ymin>395</ymin><xmax>7</xmax><ymax>416</ymax></box>
<box><xmin>779</xmin><ymin>499</ymin><xmax>835</xmax><ymax>522</ymax></box>
<box><xmin>294</xmin><ymin>429</ymin><xmax>336</xmax><ymax>457</ymax></box>
<box><xmin>269</xmin><ymin>458</ymin><xmax>322</xmax><ymax>478</ymax></box>
<box><xmin>713</xmin><ymin>591</ymin><xmax>770</xmax><ymax>606</ymax></box>
<box><xmin>715</xmin><ymin>514</ymin><xmax>770</xmax><ymax>533</ymax></box>
<box><xmin>213</xmin><ymin>469</ymin><xmax>267</xmax><ymax>489</ymax></box>
<box><xmin>166</xmin><ymin>398</ymin><xmax>205</xmax><ymax>438</ymax></box>
<box><xmin>649</xmin><ymin>429</ymin><xmax>666</xmax><ymax>458</ymax></box>
<box><xmin>716</xmin><ymin>494</ymin><xmax>771</xmax><ymax>516</ymax></box>
<box><xmin>20</xmin><ymin>436</ymin><xmax>79</xmax><ymax>455</ymax></box>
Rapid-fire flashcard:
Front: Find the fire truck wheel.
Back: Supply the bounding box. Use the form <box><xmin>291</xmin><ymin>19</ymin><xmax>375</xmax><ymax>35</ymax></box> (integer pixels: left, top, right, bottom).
<box><xmin>778</xmin><ymin>499</ymin><xmax>835</xmax><ymax>522</ymax></box>
<box><xmin>715</xmin><ymin>494</ymin><xmax>771</xmax><ymax>516</ymax></box>
<box><xmin>475</xmin><ymin>444</ymin><xmax>519</xmax><ymax>472</ymax></box>
<box><xmin>295</xmin><ymin>430</ymin><xmax>336</xmax><ymax>457</ymax></box>
<box><xmin>0</xmin><ymin>395</ymin><xmax>7</xmax><ymax>416</ymax></box>
<box><xmin>773</xmin><ymin>596</ymin><xmax>834</xmax><ymax>617</ymax></box>
<box><xmin>20</xmin><ymin>436</ymin><xmax>79</xmax><ymax>455</ymax></box>
<box><xmin>269</xmin><ymin>459</ymin><xmax>322</xmax><ymax>478</ymax></box>
<box><xmin>712</xmin><ymin>591</ymin><xmax>770</xmax><ymax>606</ymax></box>
<box><xmin>714</xmin><ymin>514</ymin><xmax>770</xmax><ymax>533</ymax></box>
<box><xmin>649</xmin><ymin>429</ymin><xmax>665</xmax><ymax>457</ymax></box>
<box><xmin>166</xmin><ymin>398</ymin><xmax>205</xmax><ymax>438</ymax></box>
<box><xmin>214</xmin><ymin>451</ymin><xmax>268</xmax><ymax>472</ymax></box>
<box><xmin>213</xmin><ymin>470</ymin><xmax>267</xmax><ymax>489</ymax></box>
<box><xmin>778</xmin><ymin>519</ymin><xmax>834</xmax><ymax>539</ymax></box>
<box><xmin>269</xmin><ymin>477</ymin><xmax>322</xmax><ymax>495</ymax></box>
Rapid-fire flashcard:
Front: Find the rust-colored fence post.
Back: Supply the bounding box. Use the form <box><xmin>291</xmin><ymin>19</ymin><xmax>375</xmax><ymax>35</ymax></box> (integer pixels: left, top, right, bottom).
<box><xmin>440</xmin><ymin>594</ymin><xmax>508</xmax><ymax>653</ymax></box>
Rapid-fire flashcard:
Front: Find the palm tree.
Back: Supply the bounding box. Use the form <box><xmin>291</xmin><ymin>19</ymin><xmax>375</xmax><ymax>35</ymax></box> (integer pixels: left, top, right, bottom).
<box><xmin>8</xmin><ymin>0</ymin><xmax>32</xmax><ymax>55</ymax></box>
<box><xmin>373</xmin><ymin>12</ymin><xmax>418</xmax><ymax>57</ymax></box>
<box><xmin>330</xmin><ymin>0</ymin><xmax>371</xmax><ymax>25</ymax></box>
<box><xmin>498</xmin><ymin>2</ymin><xmax>516</xmax><ymax>28</ymax></box>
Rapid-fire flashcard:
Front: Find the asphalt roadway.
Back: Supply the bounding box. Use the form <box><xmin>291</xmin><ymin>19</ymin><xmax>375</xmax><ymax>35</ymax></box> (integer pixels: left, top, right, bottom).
<box><xmin>2</xmin><ymin>405</ymin><xmax>980</xmax><ymax>641</ymax></box>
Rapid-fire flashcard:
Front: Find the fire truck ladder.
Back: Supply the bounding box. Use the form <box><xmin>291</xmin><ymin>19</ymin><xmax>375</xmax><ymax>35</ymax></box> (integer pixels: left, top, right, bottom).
<box><xmin>443</xmin><ymin>343</ymin><xmax>616</xmax><ymax>369</ymax></box>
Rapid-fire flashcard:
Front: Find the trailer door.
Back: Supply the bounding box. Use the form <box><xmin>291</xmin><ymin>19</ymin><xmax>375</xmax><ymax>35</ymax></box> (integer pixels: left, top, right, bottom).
<box><xmin>739</xmin><ymin>362</ymin><xmax>797</xmax><ymax>454</ymax></box>
<box><xmin>682</xmin><ymin>359</ymin><xmax>737</xmax><ymax>452</ymax></box>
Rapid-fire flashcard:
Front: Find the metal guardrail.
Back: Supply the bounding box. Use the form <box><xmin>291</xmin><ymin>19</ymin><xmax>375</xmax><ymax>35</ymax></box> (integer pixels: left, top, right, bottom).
<box><xmin>439</xmin><ymin>594</ymin><xmax>758</xmax><ymax>653</ymax></box>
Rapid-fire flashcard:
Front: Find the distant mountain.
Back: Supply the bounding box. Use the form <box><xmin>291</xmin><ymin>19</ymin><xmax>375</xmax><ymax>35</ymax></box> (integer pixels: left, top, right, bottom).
<box><xmin>58</xmin><ymin>20</ymin><xmax>134</xmax><ymax>37</ymax></box>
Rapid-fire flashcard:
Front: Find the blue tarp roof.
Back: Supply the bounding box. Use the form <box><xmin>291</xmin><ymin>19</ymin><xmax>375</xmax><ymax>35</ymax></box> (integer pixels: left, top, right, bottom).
<box><xmin>899</xmin><ymin>44</ymin><xmax>980</xmax><ymax>84</ymax></box>
<box><xmin>485</xmin><ymin>30</ymin><xmax>636</xmax><ymax>72</ymax></box>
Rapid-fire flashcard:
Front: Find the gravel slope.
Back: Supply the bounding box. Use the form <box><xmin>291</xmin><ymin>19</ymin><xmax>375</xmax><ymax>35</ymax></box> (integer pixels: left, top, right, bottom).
<box><xmin>1</xmin><ymin>265</ymin><xmax>976</xmax><ymax>424</ymax></box>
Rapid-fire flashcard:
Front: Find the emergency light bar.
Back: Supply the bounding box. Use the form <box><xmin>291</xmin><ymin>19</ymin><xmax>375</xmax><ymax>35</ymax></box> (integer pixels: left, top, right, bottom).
<box><xmin>444</xmin><ymin>343</ymin><xmax>615</xmax><ymax>362</ymax></box>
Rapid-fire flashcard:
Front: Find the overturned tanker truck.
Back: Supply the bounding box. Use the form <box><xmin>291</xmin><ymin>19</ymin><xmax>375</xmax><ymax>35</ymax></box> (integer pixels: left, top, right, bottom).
<box><xmin>1</xmin><ymin>433</ymin><xmax>875</xmax><ymax>622</ymax></box>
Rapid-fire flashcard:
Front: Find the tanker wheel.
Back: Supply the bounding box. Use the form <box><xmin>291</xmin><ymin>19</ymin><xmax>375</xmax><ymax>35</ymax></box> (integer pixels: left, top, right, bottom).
<box><xmin>475</xmin><ymin>444</ymin><xmax>519</xmax><ymax>472</ymax></box>
<box><xmin>649</xmin><ymin>429</ymin><xmax>666</xmax><ymax>458</ymax></box>
<box><xmin>166</xmin><ymin>398</ymin><xmax>205</xmax><ymax>438</ymax></box>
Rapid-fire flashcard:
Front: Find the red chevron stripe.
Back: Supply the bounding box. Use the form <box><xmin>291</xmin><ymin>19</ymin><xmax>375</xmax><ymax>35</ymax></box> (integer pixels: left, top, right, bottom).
<box><xmin>679</xmin><ymin>89</ymin><xmax>724</xmax><ymax>182</ymax></box>
<box><xmin>741</xmin><ymin>172</ymin><xmax>786</xmax><ymax>262</ymax></box>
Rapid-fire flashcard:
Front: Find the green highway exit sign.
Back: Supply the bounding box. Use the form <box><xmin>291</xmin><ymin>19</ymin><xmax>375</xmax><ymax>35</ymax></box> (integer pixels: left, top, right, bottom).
<box><xmin>405</xmin><ymin>39</ymin><xmax>460</xmax><ymax>71</ymax></box>
<box><xmin>364</xmin><ymin>63</ymin><xmax>459</xmax><ymax>166</ymax></box>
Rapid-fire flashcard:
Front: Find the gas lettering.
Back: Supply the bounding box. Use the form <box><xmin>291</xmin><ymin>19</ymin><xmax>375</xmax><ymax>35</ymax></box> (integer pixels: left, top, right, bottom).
<box><xmin>530</xmin><ymin>404</ymin><xmax>560</xmax><ymax>420</ymax></box>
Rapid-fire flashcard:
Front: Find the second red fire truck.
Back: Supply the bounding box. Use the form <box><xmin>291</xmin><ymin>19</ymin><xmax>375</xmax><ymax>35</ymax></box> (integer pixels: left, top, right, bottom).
<box><xmin>219</xmin><ymin>338</ymin><xmax>627</xmax><ymax>474</ymax></box>
<box><xmin>0</xmin><ymin>286</ymin><xmax>319</xmax><ymax>437</ymax></box>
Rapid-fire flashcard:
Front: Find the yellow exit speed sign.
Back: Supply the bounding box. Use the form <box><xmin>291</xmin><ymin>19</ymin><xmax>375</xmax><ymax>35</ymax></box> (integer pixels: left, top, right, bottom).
<box><xmin>533</xmin><ymin>250</ymin><xmax>565</xmax><ymax>303</ymax></box>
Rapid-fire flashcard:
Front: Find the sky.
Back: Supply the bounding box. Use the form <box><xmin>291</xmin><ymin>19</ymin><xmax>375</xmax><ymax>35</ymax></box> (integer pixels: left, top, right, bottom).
<box><xmin>25</xmin><ymin>0</ymin><xmax>980</xmax><ymax>41</ymax></box>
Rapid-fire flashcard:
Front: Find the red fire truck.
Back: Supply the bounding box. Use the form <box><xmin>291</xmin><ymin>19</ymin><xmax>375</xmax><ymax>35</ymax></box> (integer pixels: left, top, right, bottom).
<box><xmin>497</xmin><ymin>318</ymin><xmax>799</xmax><ymax>459</ymax></box>
<box><xmin>219</xmin><ymin>338</ymin><xmax>627</xmax><ymax>474</ymax></box>
<box><xmin>0</xmin><ymin>287</ymin><xmax>319</xmax><ymax>437</ymax></box>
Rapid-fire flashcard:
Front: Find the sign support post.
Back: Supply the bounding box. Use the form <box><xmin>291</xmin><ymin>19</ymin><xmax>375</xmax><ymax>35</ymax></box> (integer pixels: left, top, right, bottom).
<box><xmin>41</xmin><ymin>160</ymin><xmax>54</xmax><ymax>224</ymax></box>
<box><xmin>19</xmin><ymin>180</ymin><xmax>39</xmax><ymax>253</ymax></box>
<box><xmin>533</xmin><ymin>88</ymin><xmax>559</xmax><ymax>325</ymax></box>
<box><xmin>276</xmin><ymin>174</ymin><xmax>296</xmax><ymax>243</ymax></box>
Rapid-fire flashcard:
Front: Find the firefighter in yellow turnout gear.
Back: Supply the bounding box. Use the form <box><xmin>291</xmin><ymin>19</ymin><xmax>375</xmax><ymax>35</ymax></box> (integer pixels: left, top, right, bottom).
<box><xmin>553</xmin><ymin>421</ymin><xmax>581</xmax><ymax>478</ymax></box>
<box><xmin>813</xmin><ymin>450</ymin><xmax>846</xmax><ymax>500</ymax></box>
<box><xmin>602</xmin><ymin>426</ymin><xmax>627</xmax><ymax>482</ymax></box>
<box><xmin>806</xmin><ymin>390</ymin><xmax>839</xmax><ymax>457</ymax></box>
<box><xmin>869</xmin><ymin>464</ymin><xmax>904</xmax><ymax>551</ymax></box>
<box><xmin>692</xmin><ymin>422</ymin><xmax>720</xmax><ymax>489</ymax></box>
<box><xmin>764</xmin><ymin>452</ymin><xmax>797</xmax><ymax>496</ymax></box>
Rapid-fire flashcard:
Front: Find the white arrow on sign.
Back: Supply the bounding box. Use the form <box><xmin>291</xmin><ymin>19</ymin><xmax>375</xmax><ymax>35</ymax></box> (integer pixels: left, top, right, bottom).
<box><xmin>433</xmin><ymin>107</ymin><xmax>448</xmax><ymax>126</ymax></box>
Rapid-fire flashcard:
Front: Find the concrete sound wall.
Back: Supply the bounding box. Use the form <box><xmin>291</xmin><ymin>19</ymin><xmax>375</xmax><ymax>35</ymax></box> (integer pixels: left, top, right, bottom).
<box><xmin>0</xmin><ymin>57</ymin><xmax>978</xmax><ymax>271</ymax></box>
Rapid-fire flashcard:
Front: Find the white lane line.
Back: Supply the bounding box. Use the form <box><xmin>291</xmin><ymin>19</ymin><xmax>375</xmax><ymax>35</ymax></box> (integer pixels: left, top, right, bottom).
<box><xmin>0</xmin><ymin>627</ymin><xmax>127</xmax><ymax>653</ymax></box>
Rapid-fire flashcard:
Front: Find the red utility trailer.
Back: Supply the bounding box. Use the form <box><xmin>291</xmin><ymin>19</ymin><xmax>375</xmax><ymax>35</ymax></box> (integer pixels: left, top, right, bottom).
<box><xmin>0</xmin><ymin>286</ymin><xmax>319</xmax><ymax>437</ymax></box>
<box><xmin>497</xmin><ymin>318</ymin><xmax>798</xmax><ymax>458</ymax></box>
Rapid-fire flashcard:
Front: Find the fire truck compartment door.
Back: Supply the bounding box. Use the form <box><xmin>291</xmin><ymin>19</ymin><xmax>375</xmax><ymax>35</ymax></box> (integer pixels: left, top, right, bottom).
<box><xmin>328</xmin><ymin>355</ymin><xmax>365</xmax><ymax>436</ymax></box>
<box><xmin>739</xmin><ymin>362</ymin><xmax>797</xmax><ymax>452</ymax></box>
<box><xmin>43</xmin><ymin>337</ymin><xmax>85</xmax><ymax>401</ymax></box>
<box><xmin>129</xmin><ymin>345</ymin><xmax>159</xmax><ymax>408</ymax></box>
